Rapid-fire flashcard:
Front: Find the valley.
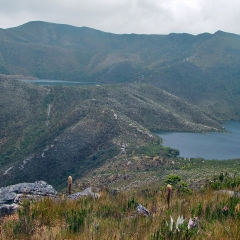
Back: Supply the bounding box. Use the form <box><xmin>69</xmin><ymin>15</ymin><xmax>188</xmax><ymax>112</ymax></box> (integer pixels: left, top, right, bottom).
<box><xmin>0</xmin><ymin>75</ymin><xmax>226</xmax><ymax>189</ymax></box>
<box><xmin>0</xmin><ymin>22</ymin><xmax>240</xmax><ymax>192</ymax></box>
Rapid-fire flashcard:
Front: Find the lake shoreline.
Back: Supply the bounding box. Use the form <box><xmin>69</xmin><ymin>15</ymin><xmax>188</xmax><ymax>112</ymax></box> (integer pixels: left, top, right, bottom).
<box><xmin>154</xmin><ymin>121</ymin><xmax>240</xmax><ymax>160</ymax></box>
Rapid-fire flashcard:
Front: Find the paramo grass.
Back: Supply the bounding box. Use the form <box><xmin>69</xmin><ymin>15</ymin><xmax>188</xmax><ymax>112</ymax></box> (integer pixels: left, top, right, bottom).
<box><xmin>0</xmin><ymin>183</ymin><xmax>239</xmax><ymax>240</ymax></box>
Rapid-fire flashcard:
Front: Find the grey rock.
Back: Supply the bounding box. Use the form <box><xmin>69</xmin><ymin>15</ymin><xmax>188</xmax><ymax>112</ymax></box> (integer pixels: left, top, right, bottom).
<box><xmin>0</xmin><ymin>192</ymin><xmax>16</xmax><ymax>204</ymax></box>
<box><xmin>136</xmin><ymin>203</ymin><xmax>150</xmax><ymax>217</ymax></box>
<box><xmin>216</xmin><ymin>190</ymin><xmax>234</xmax><ymax>196</ymax></box>
<box><xmin>214</xmin><ymin>190</ymin><xmax>240</xmax><ymax>198</ymax></box>
<box><xmin>0</xmin><ymin>203</ymin><xmax>19</xmax><ymax>216</ymax></box>
<box><xmin>234</xmin><ymin>191</ymin><xmax>240</xmax><ymax>198</ymax></box>
<box><xmin>67</xmin><ymin>187</ymin><xmax>100</xmax><ymax>200</ymax></box>
<box><xmin>0</xmin><ymin>181</ymin><xmax>57</xmax><ymax>216</ymax></box>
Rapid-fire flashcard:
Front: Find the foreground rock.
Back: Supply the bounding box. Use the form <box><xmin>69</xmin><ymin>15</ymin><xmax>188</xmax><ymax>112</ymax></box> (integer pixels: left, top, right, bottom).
<box><xmin>0</xmin><ymin>181</ymin><xmax>57</xmax><ymax>216</ymax></box>
<box><xmin>214</xmin><ymin>190</ymin><xmax>240</xmax><ymax>197</ymax></box>
<box><xmin>136</xmin><ymin>203</ymin><xmax>150</xmax><ymax>217</ymax></box>
<box><xmin>67</xmin><ymin>187</ymin><xmax>100</xmax><ymax>200</ymax></box>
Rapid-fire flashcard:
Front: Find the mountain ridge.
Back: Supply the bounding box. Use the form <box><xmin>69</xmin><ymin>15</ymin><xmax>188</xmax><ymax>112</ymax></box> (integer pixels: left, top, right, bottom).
<box><xmin>0</xmin><ymin>75</ymin><xmax>223</xmax><ymax>188</ymax></box>
<box><xmin>1</xmin><ymin>21</ymin><xmax>240</xmax><ymax>120</ymax></box>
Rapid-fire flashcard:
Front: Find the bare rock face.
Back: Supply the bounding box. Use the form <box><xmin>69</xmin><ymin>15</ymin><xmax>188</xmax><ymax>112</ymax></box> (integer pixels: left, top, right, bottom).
<box><xmin>0</xmin><ymin>181</ymin><xmax>57</xmax><ymax>216</ymax></box>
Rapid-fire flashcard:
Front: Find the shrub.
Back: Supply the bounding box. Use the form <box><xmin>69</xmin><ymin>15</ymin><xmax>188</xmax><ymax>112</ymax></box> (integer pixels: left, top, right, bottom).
<box><xmin>65</xmin><ymin>209</ymin><xmax>87</xmax><ymax>233</ymax></box>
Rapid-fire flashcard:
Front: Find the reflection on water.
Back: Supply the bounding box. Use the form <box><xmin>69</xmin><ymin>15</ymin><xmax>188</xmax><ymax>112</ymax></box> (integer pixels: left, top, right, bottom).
<box><xmin>154</xmin><ymin>121</ymin><xmax>240</xmax><ymax>160</ymax></box>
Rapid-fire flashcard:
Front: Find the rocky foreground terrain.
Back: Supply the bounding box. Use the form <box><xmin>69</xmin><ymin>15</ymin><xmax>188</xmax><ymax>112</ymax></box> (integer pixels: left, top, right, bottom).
<box><xmin>0</xmin><ymin>181</ymin><xmax>57</xmax><ymax>216</ymax></box>
<box><xmin>0</xmin><ymin>180</ymin><xmax>101</xmax><ymax>217</ymax></box>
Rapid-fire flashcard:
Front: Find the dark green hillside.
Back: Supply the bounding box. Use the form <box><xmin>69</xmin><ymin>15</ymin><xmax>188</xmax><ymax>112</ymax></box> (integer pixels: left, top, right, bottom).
<box><xmin>0</xmin><ymin>75</ymin><xmax>222</xmax><ymax>188</ymax></box>
<box><xmin>1</xmin><ymin>21</ymin><xmax>240</xmax><ymax>119</ymax></box>
<box><xmin>143</xmin><ymin>31</ymin><xmax>240</xmax><ymax>120</ymax></box>
<box><xmin>1</xmin><ymin>22</ymin><xmax>208</xmax><ymax>81</ymax></box>
<box><xmin>0</xmin><ymin>75</ymin><xmax>49</xmax><ymax>165</ymax></box>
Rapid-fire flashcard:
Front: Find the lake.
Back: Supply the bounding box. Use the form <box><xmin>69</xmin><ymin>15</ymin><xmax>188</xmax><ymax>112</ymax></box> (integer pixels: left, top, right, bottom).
<box><xmin>17</xmin><ymin>79</ymin><xmax>97</xmax><ymax>86</ymax></box>
<box><xmin>154</xmin><ymin>121</ymin><xmax>240</xmax><ymax>160</ymax></box>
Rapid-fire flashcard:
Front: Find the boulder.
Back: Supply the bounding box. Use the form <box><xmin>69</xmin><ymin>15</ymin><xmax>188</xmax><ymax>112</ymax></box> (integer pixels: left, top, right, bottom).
<box><xmin>0</xmin><ymin>181</ymin><xmax>57</xmax><ymax>216</ymax></box>
<box><xmin>214</xmin><ymin>190</ymin><xmax>240</xmax><ymax>197</ymax></box>
<box><xmin>67</xmin><ymin>187</ymin><xmax>100</xmax><ymax>200</ymax></box>
<box><xmin>136</xmin><ymin>203</ymin><xmax>150</xmax><ymax>217</ymax></box>
<box><xmin>0</xmin><ymin>203</ymin><xmax>19</xmax><ymax>216</ymax></box>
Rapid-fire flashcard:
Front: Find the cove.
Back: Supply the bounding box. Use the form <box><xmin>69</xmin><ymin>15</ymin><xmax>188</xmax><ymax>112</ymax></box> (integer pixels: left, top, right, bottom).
<box><xmin>154</xmin><ymin>121</ymin><xmax>240</xmax><ymax>160</ymax></box>
<box><xmin>17</xmin><ymin>79</ymin><xmax>97</xmax><ymax>86</ymax></box>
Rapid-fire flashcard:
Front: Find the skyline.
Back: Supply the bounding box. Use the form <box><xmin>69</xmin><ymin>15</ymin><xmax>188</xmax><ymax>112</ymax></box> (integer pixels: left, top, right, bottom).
<box><xmin>1</xmin><ymin>0</ymin><xmax>240</xmax><ymax>35</ymax></box>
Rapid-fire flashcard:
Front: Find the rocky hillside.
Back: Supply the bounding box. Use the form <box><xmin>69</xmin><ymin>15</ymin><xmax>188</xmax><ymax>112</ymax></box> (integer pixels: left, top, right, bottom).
<box><xmin>0</xmin><ymin>75</ymin><xmax>223</xmax><ymax>189</ymax></box>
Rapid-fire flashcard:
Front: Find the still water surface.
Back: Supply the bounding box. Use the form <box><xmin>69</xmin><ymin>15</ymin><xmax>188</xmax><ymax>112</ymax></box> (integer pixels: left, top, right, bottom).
<box><xmin>18</xmin><ymin>79</ymin><xmax>97</xmax><ymax>86</ymax></box>
<box><xmin>155</xmin><ymin>121</ymin><xmax>240</xmax><ymax>160</ymax></box>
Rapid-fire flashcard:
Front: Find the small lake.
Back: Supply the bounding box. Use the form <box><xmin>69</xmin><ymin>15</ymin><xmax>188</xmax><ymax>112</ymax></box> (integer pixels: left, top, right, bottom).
<box><xmin>17</xmin><ymin>79</ymin><xmax>97</xmax><ymax>86</ymax></box>
<box><xmin>154</xmin><ymin>121</ymin><xmax>240</xmax><ymax>160</ymax></box>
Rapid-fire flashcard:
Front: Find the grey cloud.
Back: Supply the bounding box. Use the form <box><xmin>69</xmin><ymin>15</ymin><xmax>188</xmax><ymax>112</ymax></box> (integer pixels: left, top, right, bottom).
<box><xmin>0</xmin><ymin>0</ymin><xmax>240</xmax><ymax>35</ymax></box>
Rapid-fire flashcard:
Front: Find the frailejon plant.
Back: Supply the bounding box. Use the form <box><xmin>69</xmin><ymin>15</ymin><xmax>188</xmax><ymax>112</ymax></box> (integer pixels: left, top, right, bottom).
<box><xmin>68</xmin><ymin>176</ymin><xmax>72</xmax><ymax>195</ymax></box>
<box><xmin>166</xmin><ymin>184</ymin><xmax>172</xmax><ymax>209</ymax></box>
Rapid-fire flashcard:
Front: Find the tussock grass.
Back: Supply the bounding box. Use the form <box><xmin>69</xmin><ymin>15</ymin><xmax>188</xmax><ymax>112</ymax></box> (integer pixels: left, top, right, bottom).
<box><xmin>1</xmin><ymin>185</ymin><xmax>239</xmax><ymax>239</ymax></box>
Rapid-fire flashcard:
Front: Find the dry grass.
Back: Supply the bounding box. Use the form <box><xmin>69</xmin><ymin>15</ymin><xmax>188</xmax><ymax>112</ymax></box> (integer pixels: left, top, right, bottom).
<box><xmin>0</xmin><ymin>185</ymin><xmax>239</xmax><ymax>240</ymax></box>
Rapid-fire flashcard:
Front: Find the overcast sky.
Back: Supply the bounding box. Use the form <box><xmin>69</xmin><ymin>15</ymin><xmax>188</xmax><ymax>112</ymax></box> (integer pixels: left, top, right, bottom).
<box><xmin>0</xmin><ymin>0</ymin><xmax>240</xmax><ymax>35</ymax></box>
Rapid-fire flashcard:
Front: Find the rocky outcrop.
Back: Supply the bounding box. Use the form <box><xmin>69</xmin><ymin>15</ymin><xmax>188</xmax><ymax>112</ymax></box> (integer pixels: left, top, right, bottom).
<box><xmin>67</xmin><ymin>187</ymin><xmax>100</xmax><ymax>200</ymax></box>
<box><xmin>0</xmin><ymin>181</ymin><xmax>57</xmax><ymax>216</ymax></box>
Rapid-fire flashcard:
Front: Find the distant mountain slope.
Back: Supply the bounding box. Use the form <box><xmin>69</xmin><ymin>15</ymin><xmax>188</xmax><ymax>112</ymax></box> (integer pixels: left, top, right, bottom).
<box><xmin>0</xmin><ymin>76</ymin><xmax>222</xmax><ymax>188</ymax></box>
<box><xmin>143</xmin><ymin>31</ymin><xmax>240</xmax><ymax>120</ymax></box>
<box><xmin>0</xmin><ymin>21</ymin><xmax>211</xmax><ymax>80</ymax></box>
<box><xmin>1</xmin><ymin>21</ymin><xmax>240</xmax><ymax>119</ymax></box>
